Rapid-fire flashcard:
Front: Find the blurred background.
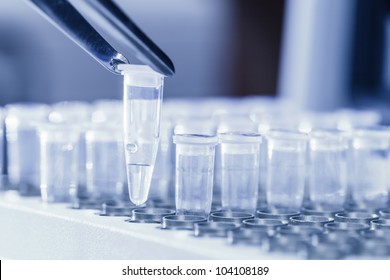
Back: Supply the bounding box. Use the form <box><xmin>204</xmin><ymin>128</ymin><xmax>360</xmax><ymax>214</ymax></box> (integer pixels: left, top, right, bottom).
<box><xmin>0</xmin><ymin>0</ymin><xmax>390</xmax><ymax>113</ymax></box>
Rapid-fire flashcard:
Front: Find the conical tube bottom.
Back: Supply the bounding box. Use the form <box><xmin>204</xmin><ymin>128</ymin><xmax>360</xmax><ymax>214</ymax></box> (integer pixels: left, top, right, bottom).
<box><xmin>127</xmin><ymin>163</ymin><xmax>154</xmax><ymax>205</ymax></box>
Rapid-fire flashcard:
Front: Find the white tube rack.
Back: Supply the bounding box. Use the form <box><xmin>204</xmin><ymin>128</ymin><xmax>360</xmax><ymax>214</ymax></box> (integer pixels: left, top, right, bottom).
<box><xmin>0</xmin><ymin>191</ymin><xmax>292</xmax><ymax>260</ymax></box>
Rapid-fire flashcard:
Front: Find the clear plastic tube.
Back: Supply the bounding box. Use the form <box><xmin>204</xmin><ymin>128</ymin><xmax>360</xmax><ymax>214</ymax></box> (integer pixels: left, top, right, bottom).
<box><xmin>173</xmin><ymin>133</ymin><xmax>218</xmax><ymax>218</ymax></box>
<box><xmin>214</xmin><ymin>117</ymin><xmax>257</xmax><ymax>205</ymax></box>
<box><xmin>308</xmin><ymin>130</ymin><xmax>348</xmax><ymax>208</ymax></box>
<box><xmin>49</xmin><ymin>101</ymin><xmax>92</xmax><ymax>198</ymax></box>
<box><xmin>254</xmin><ymin>115</ymin><xmax>297</xmax><ymax>209</ymax></box>
<box><xmin>39</xmin><ymin>124</ymin><xmax>80</xmax><ymax>202</ymax></box>
<box><xmin>265</xmin><ymin>130</ymin><xmax>308</xmax><ymax>210</ymax></box>
<box><xmin>348</xmin><ymin>126</ymin><xmax>390</xmax><ymax>209</ymax></box>
<box><xmin>5</xmin><ymin>103</ymin><xmax>50</xmax><ymax>194</ymax></box>
<box><xmin>119</xmin><ymin>64</ymin><xmax>165</xmax><ymax>205</ymax></box>
<box><xmin>218</xmin><ymin>132</ymin><xmax>262</xmax><ymax>213</ymax></box>
<box><xmin>85</xmin><ymin>123</ymin><xmax>125</xmax><ymax>200</ymax></box>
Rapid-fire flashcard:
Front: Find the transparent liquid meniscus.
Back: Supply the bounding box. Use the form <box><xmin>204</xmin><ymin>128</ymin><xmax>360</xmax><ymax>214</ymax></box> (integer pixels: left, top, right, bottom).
<box><xmin>126</xmin><ymin>163</ymin><xmax>154</xmax><ymax>205</ymax></box>
<box><xmin>124</xmin><ymin>85</ymin><xmax>161</xmax><ymax>205</ymax></box>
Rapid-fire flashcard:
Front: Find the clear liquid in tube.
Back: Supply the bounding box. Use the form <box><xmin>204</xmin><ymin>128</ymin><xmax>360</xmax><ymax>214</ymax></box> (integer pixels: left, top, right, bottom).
<box><xmin>126</xmin><ymin>163</ymin><xmax>154</xmax><ymax>205</ymax></box>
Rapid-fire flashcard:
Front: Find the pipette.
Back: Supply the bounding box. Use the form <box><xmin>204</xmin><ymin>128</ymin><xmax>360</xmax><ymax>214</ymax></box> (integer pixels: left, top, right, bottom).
<box><xmin>29</xmin><ymin>0</ymin><xmax>174</xmax><ymax>205</ymax></box>
<box><xmin>28</xmin><ymin>0</ymin><xmax>175</xmax><ymax>76</ymax></box>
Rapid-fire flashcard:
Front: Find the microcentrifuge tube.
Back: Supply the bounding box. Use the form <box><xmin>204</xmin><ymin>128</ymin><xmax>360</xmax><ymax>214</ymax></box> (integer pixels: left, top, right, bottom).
<box><xmin>49</xmin><ymin>101</ymin><xmax>92</xmax><ymax>197</ymax></box>
<box><xmin>348</xmin><ymin>126</ymin><xmax>390</xmax><ymax>209</ymax></box>
<box><xmin>308</xmin><ymin>130</ymin><xmax>347</xmax><ymax>208</ymax></box>
<box><xmin>5</xmin><ymin>103</ymin><xmax>51</xmax><ymax>195</ymax></box>
<box><xmin>219</xmin><ymin>132</ymin><xmax>262</xmax><ymax>213</ymax></box>
<box><xmin>39</xmin><ymin>123</ymin><xmax>80</xmax><ymax>202</ymax></box>
<box><xmin>173</xmin><ymin>133</ymin><xmax>218</xmax><ymax>218</ymax></box>
<box><xmin>85</xmin><ymin>123</ymin><xmax>125</xmax><ymax>200</ymax></box>
<box><xmin>265</xmin><ymin>130</ymin><xmax>308</xmax><ymax>210</ymax></box>
<box><xmin>118</xmin><ymin>64</ymin><xmax>165</xmax><ymax>205</ymax></box>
